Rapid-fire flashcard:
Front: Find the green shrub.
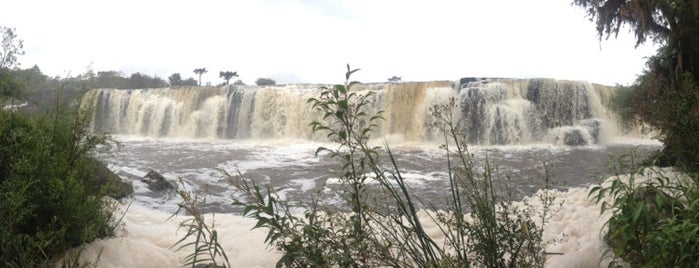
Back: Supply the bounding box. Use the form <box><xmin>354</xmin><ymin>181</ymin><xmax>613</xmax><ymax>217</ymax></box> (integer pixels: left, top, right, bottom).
<box><xmin>255</xmin><ymin>78</ymin><xmax>276</xmax><ymax>86</ymax></box>
<box><xmin>0</xmin><ymin>103</ymin><xmax>120</xmax><ymax>267</ymax></box>
<box><xmin>590</xmin><ymin>158</ymin><xmax>699</xmax><ymax>267</ymax></box>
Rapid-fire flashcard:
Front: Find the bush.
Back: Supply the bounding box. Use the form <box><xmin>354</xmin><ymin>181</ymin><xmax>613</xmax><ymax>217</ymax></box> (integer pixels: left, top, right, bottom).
<box><xmin>229</xmin><ymin>65</ymin><xmax>551</xmax><ymax>267</ymax></box>
<box><xmin>0</xmin><ymin>103</ymin><xmax>122</xmax><ymax>267</ymax></box>
<box><xmin>255</xmin><ymin>77</ymin><xmax>276</xmax><ymax>86</ymax></box>
<box><xmin>590</xmin><ymin>157</ymin><xmax>699</xmax><ymax>267</ymax></box>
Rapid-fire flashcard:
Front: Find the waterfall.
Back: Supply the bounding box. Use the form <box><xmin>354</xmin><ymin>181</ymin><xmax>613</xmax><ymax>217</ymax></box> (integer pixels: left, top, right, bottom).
<box><xmin>81</xmin><ymin>78</ymin><xmax>627</xmax><ymax>145</ymax></box>
<box><xmin>457</xmin><ymin>78</ymin><xmax>616</xmax><ymax>145</ymax></box>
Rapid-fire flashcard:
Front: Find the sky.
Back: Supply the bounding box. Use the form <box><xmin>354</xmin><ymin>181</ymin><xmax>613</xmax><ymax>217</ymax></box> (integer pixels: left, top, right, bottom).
<box><xmin>2</xmin><ymin>0</ymin><xmax>659</xmax><ymax>86</ymax></box>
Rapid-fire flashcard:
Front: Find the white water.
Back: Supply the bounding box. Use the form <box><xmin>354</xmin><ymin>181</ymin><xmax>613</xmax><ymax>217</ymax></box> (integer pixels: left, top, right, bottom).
<box><xmin>71</xmin><ymin>173</ymin><xmax>650</xmax><ymax>268</ymax></box>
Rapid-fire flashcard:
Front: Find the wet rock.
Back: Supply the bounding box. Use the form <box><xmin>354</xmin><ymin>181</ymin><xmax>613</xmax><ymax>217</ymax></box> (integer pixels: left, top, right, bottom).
<box><xmin>458</xmin><ymin>77</ymin><xmax>489</xmax><ymax>89</ymax></box>
<box><xmin>84</xmin><ymin>157</ymin><xmax>133</xmax><ymax>199</ymax></box>
<box><xmin>563</xmin><ymin>129</ymin><xmax>588</xmax><ymax>146</ymax></box>
<box><xmin>141</xmin><ymin>170</ymin><xmax>175</xmax><ymax>191</ymax></box>
<box><xmin>581</xmin><ymin>119</ymin><xmax>601</xmax><ymax>143</ymax></box>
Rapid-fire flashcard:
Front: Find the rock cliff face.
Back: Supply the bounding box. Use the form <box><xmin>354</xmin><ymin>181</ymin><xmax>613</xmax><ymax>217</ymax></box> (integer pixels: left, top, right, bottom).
<box><xmin>81</xmin><ymin>78</ymin><xmax>630</xmax><ymax>145</ymax></box>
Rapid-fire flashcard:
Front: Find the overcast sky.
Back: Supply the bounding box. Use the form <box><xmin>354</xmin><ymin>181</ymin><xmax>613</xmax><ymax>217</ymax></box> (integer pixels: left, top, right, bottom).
<box><xmin>2</xmin><ymin>0</ymin><xmax>658</xmax><ymax>86</ymax></box>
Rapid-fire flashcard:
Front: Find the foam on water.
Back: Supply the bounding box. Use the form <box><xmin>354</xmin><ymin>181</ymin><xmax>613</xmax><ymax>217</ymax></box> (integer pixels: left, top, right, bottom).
<box><xmin>218</xmin><ymin>143</ymin><xmax>322</xmax><ymax>174</ymax></box>
<box><xmin>325</xmin><ymin>170</ymin><xmax>444</xmax><ymax>187</ymax></box>
<box><xmin>71</xmin><ymin>172</ymin><xmax>657</xmax><ymax>267</ymax></box>
<box><xmin>68</xmin><ymin>203</ymin><xmax>279</xmax><ymax>268</ymax></box>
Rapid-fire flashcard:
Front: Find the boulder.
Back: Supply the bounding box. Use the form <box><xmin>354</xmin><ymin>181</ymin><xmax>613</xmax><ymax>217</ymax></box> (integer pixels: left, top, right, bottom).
<box><xmin>141</xmin><ymin>170</ymin><xmax>175</xmax><ymax>192</ymax></box>
<box><xmin>563</xmin><ymin>129</ymin><xmax>588</xmax><ymax>146</ymax></box>
<box><xmin>581</xmin><ymin>119</ymin><xmax>601</xmax><ymax>143</ymax></box>
<box><xmin>84</xmin><ymin>157</ymin><xmax>133</xmax><ymax>199</ymax></box>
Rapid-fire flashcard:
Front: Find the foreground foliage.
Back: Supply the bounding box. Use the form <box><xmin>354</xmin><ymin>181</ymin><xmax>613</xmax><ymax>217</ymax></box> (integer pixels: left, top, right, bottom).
<box><xmin>0</xmin><ymin>26</ymin><xmax>132</xmax><ymax>267</ymax></box>
<box><xmin>590</xmin><ymin>159</ymin><xmax>699</xmax><ymax>267</ymax></box>
<box><xmin>0</xmin><ymin>103</ymin><xmax>122</xmax><ymax>267</ymax></box>
<box><xmin>229</xmin><ymin>65</ymin><xmax>551</xmax><ymax>267</ymax></box>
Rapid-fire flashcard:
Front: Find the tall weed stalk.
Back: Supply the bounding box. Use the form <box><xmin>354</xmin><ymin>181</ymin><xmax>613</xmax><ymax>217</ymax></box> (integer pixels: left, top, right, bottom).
<box><xmin>171</xmin><ymin>181</ymin><xmax>230</xmax><ymax>268</ymax></box>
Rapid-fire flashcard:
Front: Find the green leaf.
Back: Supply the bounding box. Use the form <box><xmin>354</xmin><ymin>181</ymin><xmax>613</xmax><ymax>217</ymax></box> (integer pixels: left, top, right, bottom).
<box><xmin>254</xmin><ymin>217</ymin><xmax>270</xmax><ymax>229</ymax></box>
<box><xmin>315</xmin><ymin>146</ymin><xmax>329</xmax><ymax>156</ymax></box>
<box><xmin>243</xmin><ymin>205</ymin><xmax>255</xmax><ymax>216</ymax></box>
<box><xmin>346</xmin><ymin>67</ymin><xmax>360</xmax><ymax>80</ymax></box>
<box><xmin>600</xmin><ymin>201</ymin><xmax>610</xmax><ymax>214</ymax></box>
<box><xmin>632</xmin><ymin>203</ymin><xmax>643</xmax><ymax>222</ymax></box>
<box><xmin>338</xmin><ymin>99</ymin><xmax>348</xmax><ymax>110</ymax></box>
<box><xmin>333</xmin><ymin>88</ymin><xmax>340</xmax><ymax>98</ymax></box>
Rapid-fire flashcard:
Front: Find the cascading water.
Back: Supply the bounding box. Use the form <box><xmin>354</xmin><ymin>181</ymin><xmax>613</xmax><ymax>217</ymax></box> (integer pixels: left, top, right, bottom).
<box><xmin>81</xmin><ymin>78</ymin><xmax>627</xmax><ymax>145</ymax></box>
<box><xmin>458</xmin><ymin>78</ymin><xmax>617</xmax><ymax>145</ymax></box>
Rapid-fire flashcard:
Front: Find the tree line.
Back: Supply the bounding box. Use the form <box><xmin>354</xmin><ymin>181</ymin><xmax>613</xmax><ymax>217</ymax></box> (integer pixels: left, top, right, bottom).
<box><xmin>183</xmin><ymin>67</ymin><xmax>277</xmax><ymax>87</ymax></box>
<box><xmin>2</xmin><ymin>65</ymin><xmax>276</xmax><ymax>115</ymax></box>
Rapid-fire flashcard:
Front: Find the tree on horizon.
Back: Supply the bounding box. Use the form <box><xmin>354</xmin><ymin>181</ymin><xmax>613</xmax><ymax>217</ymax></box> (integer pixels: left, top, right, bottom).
<box><xmin>1</xmin><ymin>26</ymin><xmax>25</xmax><ymax>100</ymax></box>
<box><xmin>193</xmin><ymin>68</ymin><xmax>207</xmax><ymax>86</ymax></box>
<box><xmin>219</xmin><ymin>71</ymin><xmax>238</xmax><ymax>85</ymax></box>
<box><xmin>168</xmin><ymin>73</ymin><xmax>183</xmax><ymax>86</ymax></box>
<box><xmin>0</xmin><ymin>26</ymin><xmax>24</xmax><ymax>70</ymax></box>
<box><xmin>255</xmin><ymin>77</ymin><xmax>276</xmax><ymax>86</ymax></box>
<box><xmin>388</xmin><ymin>75</ymin><xmax>401</xmax><ymax>82</ymax></box>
